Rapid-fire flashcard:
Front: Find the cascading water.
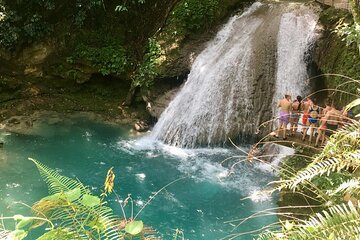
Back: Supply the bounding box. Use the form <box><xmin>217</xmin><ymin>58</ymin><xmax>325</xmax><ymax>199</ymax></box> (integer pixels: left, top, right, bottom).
<box><xmin>272</xmin><ymin>5</ymin><xmax>319</xmax><ymax>116</ymax></box>
<box><xmin>151</xmin><ymin>2</ymin><xmax>320</xmax><ymax>148</ymax></box>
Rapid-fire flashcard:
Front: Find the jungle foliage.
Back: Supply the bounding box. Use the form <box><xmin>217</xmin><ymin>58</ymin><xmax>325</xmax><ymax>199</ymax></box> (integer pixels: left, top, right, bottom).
<box><xmin>0</xmin><ymin>158</ymin><xmax>158</xmax><ymax>240</ymax></box>
<box><xmin>317</xmin><ymin>9</ymin><xmax>360</xmax><ymax>105</ymax></box>
<box><xmin>0</xmin><ymin>0</ymin><xmax>243</xmax><ymax>95</ymax></box>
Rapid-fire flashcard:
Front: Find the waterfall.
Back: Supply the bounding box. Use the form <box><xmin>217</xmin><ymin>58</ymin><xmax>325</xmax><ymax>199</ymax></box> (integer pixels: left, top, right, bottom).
<box><xmin>150</xmin><ymin>2</ymin><xmax>320</xmax><ymax>148</ymax></box>
<box><xmin>272</xmin><ymin>5</ymin><xmax>319</xmax><ymax>115</ymax></box>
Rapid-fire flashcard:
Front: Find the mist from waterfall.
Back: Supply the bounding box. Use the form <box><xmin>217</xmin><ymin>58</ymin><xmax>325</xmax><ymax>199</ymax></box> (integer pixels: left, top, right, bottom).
<box><xmin>150</xmin><ymin>2</ymin><xmax>320</xmax><ymax>148</ymax></box>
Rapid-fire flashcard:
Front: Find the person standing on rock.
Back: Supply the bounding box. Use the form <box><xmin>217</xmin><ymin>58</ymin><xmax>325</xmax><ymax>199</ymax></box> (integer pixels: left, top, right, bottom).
<box><xmin>289</xmin><ymin>95</ymin><xmax>302</xmax><ymax>136</ymax></box>
<box><xmin>276</xmin><ymin>94</ymin><xmax>291</xmax><ymax>140</ymax></box>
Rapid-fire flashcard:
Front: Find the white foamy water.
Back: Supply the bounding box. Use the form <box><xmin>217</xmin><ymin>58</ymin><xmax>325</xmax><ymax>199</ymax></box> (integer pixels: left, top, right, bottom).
<box><xmin>150</xmin><ymin>3</ymin><xmax>264</xmax><ymax>148</ymax></box>
<box><xmin>273</xmin><ymin>5</ymin><xmax>319</xmax><ymax>117</ymax></box>
<box><xmin>116</xmin><ymin>137</ymin><xmax>282</xmax><ymax>200</ymax></box>
<box><xmin>150</xmin><ymin>2</ymin><xmax>320</xmax><ymax>148</ymax></box>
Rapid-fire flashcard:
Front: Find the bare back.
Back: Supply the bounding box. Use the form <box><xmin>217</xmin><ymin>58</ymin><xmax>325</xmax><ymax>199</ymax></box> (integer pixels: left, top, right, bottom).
<box><xmin>325</xmin><ymin>109</ymin><xmax>342</xmax><ymax>125</ymax></box>
<box><xmin>278</xmin><ymin>98</ymin><xmax>291</xmax><ymax>112</ymax></box>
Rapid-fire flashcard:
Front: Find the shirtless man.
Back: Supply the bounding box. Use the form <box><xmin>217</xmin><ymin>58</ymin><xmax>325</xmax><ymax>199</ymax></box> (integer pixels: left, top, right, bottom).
<box><xmin>315</xmin><ymin>99</ymin><xmax>333</xmax><ymax>147</ymax></box>
<box><xmin>323</xmin><ymin>103</ymin><xmax>343</xmax><ymax>136</ymax></box>
<box><xmin>276</xmin><ymin>94</ymin><xmax>292</xmax><ymax>139</ymax></box>
<box><xmin>301</xmin><ymin>97</ymin><xmax>312</xmax><ymax>133</ymax></box>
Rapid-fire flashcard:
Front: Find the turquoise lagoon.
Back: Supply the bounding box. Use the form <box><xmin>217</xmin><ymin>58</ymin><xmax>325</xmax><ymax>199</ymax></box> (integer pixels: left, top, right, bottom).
<box><xmin>0</xmin><ymin>116</ymin><xmax>278</xmax><ymax>239</ymax></box>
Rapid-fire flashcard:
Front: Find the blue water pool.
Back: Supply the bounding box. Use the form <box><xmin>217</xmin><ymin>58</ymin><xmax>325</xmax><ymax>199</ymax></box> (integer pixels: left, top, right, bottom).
<box><xmin>0</xmin><ymin>116</ymin><xmax>278</xmax><ymax>239</ymax></box>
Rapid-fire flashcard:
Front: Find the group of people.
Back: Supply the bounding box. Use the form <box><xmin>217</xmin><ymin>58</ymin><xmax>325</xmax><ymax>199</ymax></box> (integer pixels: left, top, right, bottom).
<box><xmin>276</xmin><ymin>94</ymin><xmax>345</xmax><ymax>147</ymax></box>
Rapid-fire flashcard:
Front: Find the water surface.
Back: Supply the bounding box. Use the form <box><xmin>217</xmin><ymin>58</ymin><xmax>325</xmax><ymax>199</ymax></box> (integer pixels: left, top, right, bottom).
<box><xmin>0</xmin><ymin>117</ymin><xmax>278</xmax><ymax>239</ymax></box>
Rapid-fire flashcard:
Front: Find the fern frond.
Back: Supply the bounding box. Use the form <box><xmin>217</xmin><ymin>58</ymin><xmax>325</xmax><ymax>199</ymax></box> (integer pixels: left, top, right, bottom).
<box><xmin>256</xmin><ymin>202</ymin><xmax>360</xmax><ymax>240</ymax></box>
<box><xmin>330</xmin><ymin>178</ymin><xmax>360</xmax><ymax>196</ymax></box>
<box><xmin>29</xmin><ymin>158</ymin><xmax>90</xmax><ymax>195</ymax></box>
<box><xmin>29</xmin><ymin>159</ymin><xmax>160</xmax><ymax>240</ymax></box>
<box><xmin>255</xmin><ymin>230</ymin><xmax>282</xmax><ymax>240</ymax></box>
<box><xmin>286</xmin><ymin>202</ymin><xmax>360</xmax><ymax>239</ymax></box>
<box><xmin>277</xmin><ymin>155</ymin><xmax>359</xmax><ymax>191</ymax></box>
<box><xmin>276</xmin><ymin>119</ymin><xmax>360</xmax><ymax>191</ymax></box>
<box><xmin>0</xmin><ymin>229</ymin><xmax>11</xmax><ymax>239</ymax></box>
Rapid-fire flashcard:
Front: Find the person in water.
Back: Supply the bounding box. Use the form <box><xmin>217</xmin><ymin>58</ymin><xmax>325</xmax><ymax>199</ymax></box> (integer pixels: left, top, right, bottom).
<box><xmin>315</xmin><ymin>98</ymin><xmax>332</xmax><ymax>147</ymax></box>
<box><xmin>289</xmin><ymin>95</ymin><xmax>302</xmax><ymax>136</ymax></box>
<box><xmin>302</xmin><ymin>98</ymin><xmax>320</xmax><ymax>143</ymax></box>
<box><xmin>276</xmin><ymin>94</ymin><xmax>291</xmax><ymax>139</ymax></box>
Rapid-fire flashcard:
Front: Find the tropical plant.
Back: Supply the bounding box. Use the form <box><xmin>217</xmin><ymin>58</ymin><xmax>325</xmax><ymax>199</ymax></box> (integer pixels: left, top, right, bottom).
<box><xmin>257</xmin><ymin>201</ymin><xmax>360</xmax><ymax>239</ymax></box>
<box><xmin>0</xmin><ymin>158</ymin><xmax>157</xmax><ymax>240</ymax></box>
<box><xmin>131</xmin><ymin>37</ymin><xmax>162</xmax><ymax>89</ymax></box>
<box><xmin>235</xmin><ymin>83</ymin><xmax>360</xmax><ymax>239</ymax></box>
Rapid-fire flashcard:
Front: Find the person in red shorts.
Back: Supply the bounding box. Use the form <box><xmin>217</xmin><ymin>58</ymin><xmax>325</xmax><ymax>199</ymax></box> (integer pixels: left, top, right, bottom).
<box><xmin>301</xmin><ymin>97</ymin><xmax>312</xmax><ymax>133</ymax></box>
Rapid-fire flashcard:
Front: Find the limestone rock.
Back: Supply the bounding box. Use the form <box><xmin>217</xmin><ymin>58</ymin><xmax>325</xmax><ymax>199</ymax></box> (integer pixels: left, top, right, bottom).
<box><xmin>252</xmin><ymin>142</ymin><xmax>293</xmax><ymax>163</ymax></box>
<box><xmin>133</xmin><ymin>121</ymin><xmax>149</xmax><ymax>132</ymax></box>
<box><xmin>147</xmin><ymin>86</ymin><xmax>181</xmax><ymax>119</ymax></box>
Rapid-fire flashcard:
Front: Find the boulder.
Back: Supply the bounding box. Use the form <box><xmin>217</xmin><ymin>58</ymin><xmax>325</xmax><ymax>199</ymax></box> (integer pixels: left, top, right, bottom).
<box><xmin>250</xmin><ymin>142</ymin><xmax>294</xmax><ymax>163</ymax></box>
<box><xmin>133</xmin><ymin>121</ymin><xmax>149</xmax><ymax>132</ymax></box>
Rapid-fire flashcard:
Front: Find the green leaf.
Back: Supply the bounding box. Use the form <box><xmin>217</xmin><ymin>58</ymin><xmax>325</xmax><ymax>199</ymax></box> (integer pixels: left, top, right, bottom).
<box><xmin>284</xmin><ymin>220</ymin><xmax>293</xmax><ymax>230</ymax></box>
<box><xmin>16</xmin><ymin>218</ymin><xmax>33</xmax><ymax>230</ymax></box>
<box><xmin>125</xmin><ymin>220</ymin><xmax>144</xmax><ymax>235</ymax></box>
<box><xmin>345</xmin><ymin>98</ymin><xmax>360</xmax><ymax>111</ymax></box>
<box><xmin>64</xmin><ymin>187</ymin><xmax>81</xmax><ymax>202</ymax></box>
<box><xmin>41</xmin><ymin>193</ymin><xmax>61</xmax><ymax>201</ymax></box>
<box><xmin>37</xmin><ymin>229</ymin><xmax>72</xmax><ymax>240</ymax></box>
<box><xmin>41</xmin><ymin>188</ymin><xmax>81</xmax><ymax>202</ymax></box>
<box><xmin>81</xmin><ymin>194</ymin><xmax>101</xmax><ymax>207</ymax></box>
<box><xmin>87</xmin><ymin>217</ymin><xmax>107</xmax><ymax>233</ymax></box>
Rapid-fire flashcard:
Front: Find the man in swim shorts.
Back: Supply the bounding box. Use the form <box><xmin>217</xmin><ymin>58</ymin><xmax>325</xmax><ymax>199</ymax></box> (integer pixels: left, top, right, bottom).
<box><xmin>301</xmin><ymin>98</ymin><xmax>312</xmax><ymax>132</ymax></box>
<box><xmin>323</xmin><ymin>103</ymin><xmax>342</xmax><ymax>136</ymax></box>
<box><xmin>276</xmin><ymin>94</ymin><xmax>291</xmax><ymax>139</ymax></box>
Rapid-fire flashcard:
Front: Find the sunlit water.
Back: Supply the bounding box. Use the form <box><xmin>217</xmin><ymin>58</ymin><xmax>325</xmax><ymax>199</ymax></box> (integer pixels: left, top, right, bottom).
<box><xmin>0</xmin><ymin>117</ymin><xmax>280</xmax><ymax>239</ymax></box>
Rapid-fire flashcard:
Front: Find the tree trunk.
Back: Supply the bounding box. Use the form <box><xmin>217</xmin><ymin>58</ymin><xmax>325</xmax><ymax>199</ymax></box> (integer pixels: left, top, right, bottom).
<box><xmin>123</xmin><ymin>84</ymin><xmax>138</xmax><ymax>106</ymax></box>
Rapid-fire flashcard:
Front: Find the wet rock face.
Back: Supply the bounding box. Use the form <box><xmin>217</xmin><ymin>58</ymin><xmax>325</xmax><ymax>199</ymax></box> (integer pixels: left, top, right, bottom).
<box><xmin>3</xmin><ymin>116</ymin><xmax>34</xmax><ymax>134</ymax></box>
<box><xmin>148</xmin><ymin>86</ymin><xmax>182</xmax><ymax>119</ymax></box>
<box><xmin>247</xmin><ymin>6</ymin><xmax>283</xmax><ymax>137</ymax></box>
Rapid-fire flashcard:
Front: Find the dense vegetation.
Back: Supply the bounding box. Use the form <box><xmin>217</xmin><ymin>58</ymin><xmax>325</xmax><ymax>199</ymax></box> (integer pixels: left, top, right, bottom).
<box><xmin>0</xmin><ymin>0</ymin><xmax>246</xmax><ymax>105</ymax></box>
<box><xmin>0</xmin><ymin>159</ymin><xmax>157</xmax><ymax>240</ymax></box>
<box><xmin>0</xmin><ymin>0</ymin><xmax>359</xmax><ymax>239</ymax></box>
<box><xmin>316</xmin><ymin>7</ymin><xmax>360</xmax><ymax>105</ymax></box>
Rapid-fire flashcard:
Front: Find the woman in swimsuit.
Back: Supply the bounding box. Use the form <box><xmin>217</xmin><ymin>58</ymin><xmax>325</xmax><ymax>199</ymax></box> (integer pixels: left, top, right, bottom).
<box><xmin>302</xmin><ymin>98</ymin><xmax>320</xmax><ymax>143</ymax></box>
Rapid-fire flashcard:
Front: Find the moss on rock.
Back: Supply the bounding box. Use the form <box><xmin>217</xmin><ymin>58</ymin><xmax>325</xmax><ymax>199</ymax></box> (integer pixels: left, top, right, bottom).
<box><xmin>314</xmin><ymin>7</ymin><xmax>360</xmax><ymax>106</ymax></box>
